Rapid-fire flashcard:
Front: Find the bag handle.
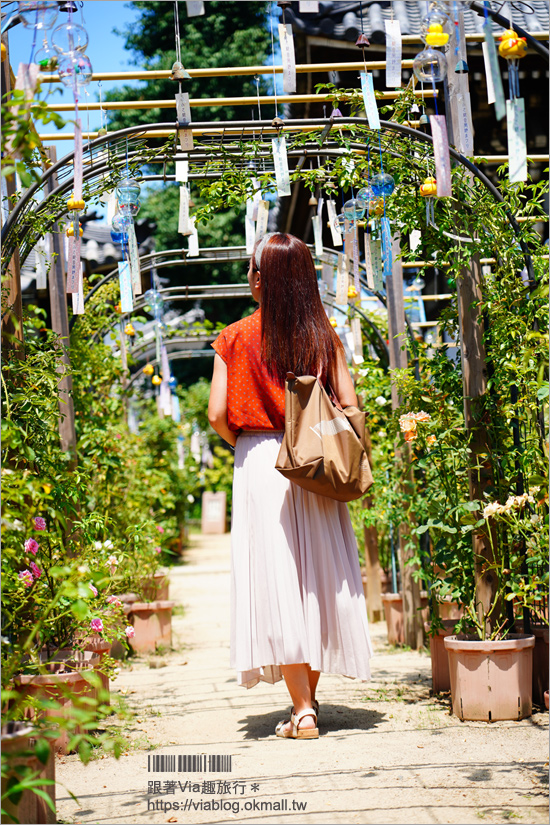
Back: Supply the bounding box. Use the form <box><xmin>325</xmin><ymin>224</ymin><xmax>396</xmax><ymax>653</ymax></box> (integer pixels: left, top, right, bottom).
<box><xmin>287</xmin><ymin>368</ymin><xmax>345</xmax><ymax>412</ymax></box>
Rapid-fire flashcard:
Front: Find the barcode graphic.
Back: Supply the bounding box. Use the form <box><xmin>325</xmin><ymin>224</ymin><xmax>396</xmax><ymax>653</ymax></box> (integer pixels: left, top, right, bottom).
<box><xmin>148</xmin><ymin>755</ymin><xmax>232</xmax><ymax>772</ymax></box>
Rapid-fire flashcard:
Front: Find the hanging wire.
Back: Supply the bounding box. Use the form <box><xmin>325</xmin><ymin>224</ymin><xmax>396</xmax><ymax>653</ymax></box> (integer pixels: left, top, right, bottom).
<box><xmin>174</xmin><ymin>0</ymin><xmax>182</xmax><ymax>65</ymax></box>
<box><xmin>270</xmin><ymin>3</ymin><xmax>279</xmax><ymax>118</ymax></box>
<box><xmin>255</xmin><ymin>76</ymin><xmax>262</xmax><ymax>121</ymax></box>
<box><xmin>98</xmin><ymin>81</ymin><xmax>106</xmax><ymax>132</ymax></box>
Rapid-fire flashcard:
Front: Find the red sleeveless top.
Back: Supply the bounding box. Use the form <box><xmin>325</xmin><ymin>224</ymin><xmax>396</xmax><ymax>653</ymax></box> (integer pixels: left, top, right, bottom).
<box><xmin>211</xmin><ymin>308</ymin><xmax>285</xmax><ymax>433</ymax></box>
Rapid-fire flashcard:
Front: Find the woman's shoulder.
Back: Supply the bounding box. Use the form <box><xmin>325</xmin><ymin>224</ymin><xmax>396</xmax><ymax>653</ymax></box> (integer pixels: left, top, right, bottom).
<box><xmin>218</xmin><ymin>309</ymin><xmax>260</xmax><ymax>343</ymax></box>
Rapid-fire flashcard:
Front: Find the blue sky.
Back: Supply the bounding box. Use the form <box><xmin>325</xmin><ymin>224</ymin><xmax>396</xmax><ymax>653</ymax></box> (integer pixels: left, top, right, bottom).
<box><xmin>6</xmin><ymin>1</ymin><xmax>284</xmax><ymax>161</ymax></box>
<box><xmin>7</xmin><ymin>1</ymin><xmax>141</xmax><ymax>156</ymax></box>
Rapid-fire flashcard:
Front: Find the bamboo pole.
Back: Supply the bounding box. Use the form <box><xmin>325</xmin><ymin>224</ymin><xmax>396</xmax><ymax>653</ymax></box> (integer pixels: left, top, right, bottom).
<box><xmin>39</xmin><ymin>59</ymin><xmax>417</xmax><ymax>83</ymax></box>
<box><xmin>43</xmin><ymin>88</ymin><xmax>436</xmax><ymax>112</ymax></box>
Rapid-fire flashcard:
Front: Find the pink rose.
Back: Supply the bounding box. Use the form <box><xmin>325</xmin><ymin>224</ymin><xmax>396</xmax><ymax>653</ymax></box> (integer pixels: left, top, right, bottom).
<box><xmin>106</xmin><ymin>595</ymin><xmax>122</xmax><ymax>607</ymax></box>
<box><xmin>33</xmin><ymin>517</ymin><xmax>47</xmax><ymax>531</ymax></box>
<box><xmin>154</xmin><ymin>546</ymin><xmax>162</xmax><ymax>554</ymax></box>
<box><xmin>18</xmin><ymin>569</ymin><xmax>33</xmax><ymax>588</ymax></box>
<box><xmin>30</xmin><ymin>562</ymin><xmax>41</xmax><ymax>579</ymax></box>
<box><xmin>156</xmin><ymin>525</ymin><xmax>164</xmax><ymax>534</ymax></box>
<box><xmin>115</xmin><ymin>433</ymin><xmax>122</xmax><ymax>440</ymax></box>
<box><xmin>90</xmin><ymin>618</ymin><xmax>104</xmax><ymax>633</ymax></box>
<box><xmin>89</xmin><ymin>582</ymin><xmax>98</xmax><ymax>597</ymax></box>
<box><xmin>24</xmin><ymin>538</ymin><xmax>39</xmax><ymax>555</ymax></box>
<box><xmin>125</xmin><ymin>626</ymin><xmax>135</xmax><ymax>638</ymax></box>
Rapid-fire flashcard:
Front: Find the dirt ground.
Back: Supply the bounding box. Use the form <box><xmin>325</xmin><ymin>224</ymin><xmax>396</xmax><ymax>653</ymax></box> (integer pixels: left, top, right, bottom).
<box><xmin>55</xmin><ymin>532</ymin><xmax>549</xmax><ymax>825</ymax></box>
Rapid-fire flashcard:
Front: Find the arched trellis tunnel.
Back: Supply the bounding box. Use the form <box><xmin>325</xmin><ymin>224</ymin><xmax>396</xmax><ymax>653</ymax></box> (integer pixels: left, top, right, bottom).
<box><xmin>1</xmin><ymin>117</ymin><xmax>539</xmax><ymax>285</ymax></box>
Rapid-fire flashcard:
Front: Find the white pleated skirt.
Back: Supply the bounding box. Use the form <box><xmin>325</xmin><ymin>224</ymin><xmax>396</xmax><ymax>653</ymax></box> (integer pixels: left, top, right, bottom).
<box><xmin>230</xmin><ymin>431</ymin><xmax>373</xmax><ymax>689</ymax></box>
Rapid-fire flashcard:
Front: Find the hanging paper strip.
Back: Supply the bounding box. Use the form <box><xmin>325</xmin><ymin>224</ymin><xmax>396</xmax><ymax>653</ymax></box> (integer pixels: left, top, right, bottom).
<box><xmin>409</xmin><ymin>229</ymin><xmax>421</xmax><ymax>253</ymax></box>
<box><xmin>371</xmin><ymin>238</ymin><xmax>384</xmax><ymax>291</ymax></box>
<box><xmin>360</xmin><ymin>72</ymin><xmax>380</xmax><ymax>130</ymax></box>
<box><xmin>172</xmin><ymin>394</ymin><xmax>181</xmax><ymax>423</ymax></box>
<box><xmin>327</xmin><ymin>200</ymin><xmax>343</xmax><ymax>247</ymax></box>
<box><xmin>352</xmin><ymin>227</ymin><xmax>360</xmax><ymax>293</ymax></box>
<box><xmin>381</xmin><ymin>217</ymin><xmax>393</xmax><ymax>279</ymax></box>
<box><xmin>119</xmin><ymin>323</ymin><xmax>128</xmax><ymax>372</ymax></box>
<box><xmin>321</xmin><ymin>262</ymin><xmax>333</xmax><ymax>290</ymax></box>
<box><xmin>245</xmin><ymin>199</ymin><xmax>256</xmax><ymax>254</ymax></box>
<box><xmin>251</xmin><ymin>178</ymin><xmax>261</xmax><ymax>220</ymax></box>
<box><xmin>160</xmin><ymin>381</ymin><xmax>172</xmax><ymax>417</ymax></box>
<box><xmin>73</xmin><ymin>119</ymin><xmax>83</xmax><ymax>199</ymax></box>
<box><xmin>384</xmin><ymin>20</ymin><xmax>402</xmax><ymax>88</ymax></box>
<box><xmin>106</xmin><ymin>191</ymin><xmax>117</xmax><ymax>224</ymax></box>
<box><xmin>188</xmin><ymin>217</ymin><xmax>199</xmax><ymax>257</ymax></box>
<box><xmin>317</xmin><ymin>196</ymin><xmax>324</xmax><ymax>220</ymax></box>
<box><xmin>178</xmin><ymin>185</ymin><xmax>191</xmax><ymax>235</ymax></box>
<box><xmin>482</xmin><ymin>23</ymin><xmax>505</xmax><ymax>121</ymax></box>
<box><xmin>127</xmin><ymin>222</ymin><xmax>142</xmax><ymax>296</ymax></box>
<box><xmin>455</xmin><ymin>88</ymin><xmax>474</xmax><ymax>156</ymax></box>
<box><xmin>176</xmin><ymin>92</ymin><xmax>192</xmax><ymax>126</ymax></box>
<box><xmin>481</xmin><ymin>41</ymin><xmax>496</xmax><ymax>104</ymax></box>
<box><xmin>175</xmin><ymin>158</ymin><xmax>189</xmax><ymax>182</ymax></box>
<box><xmin>429</xmin><ymin>115</ymin><xmax>452</xmax><ymax>197</ymax></box>
<box><xmin>344</xmin><ymin>219</ymin><xmax>354</xmax><ymax>268</ymax></box>
<box><xmin>72</xmin><ymin>263</ymin><xmax>85</xmax><ymax>315</ymax></box>
<box><xmin>364</xmin><ymin>232</ymin><xmax>375</xmax><ymax>291</ymax></box>
<box><xmin>272</xmin><ymin>135</ymin><xmax>291</xmax><ymax>197</ymax></box>
<box><xmin>350</xmin><ymin>317</ymin><xmax>364</xmax><ymax>364</ymax></box>
<box><xmin>335</xmin><ymin>253</ymin><xmax>348</xmax><ymax>305</ymax></box>
<box><xmin>506</xmin><ymin>98</ymin><xmax>527</xmax><ymax>183</ymax></box>
<box><xmin>161</xmin><ymin>344</ymin><xmax>170</xmax><ymax>383</ymax></box>
<box><xmin>255</xmin><ymin>200</ymin><xmax>269</xmax><ymax>241</ymax></box>
<box><xmin>299</xmin><ymin>0</ymin><xmax>319</xmax><ymax>10</ymax></box>
<box><xmin>179</xmin><ymin>128</ymin><xmax>194</xmax><ymax>151</ymax></box>
<box><xmin>66</xmin><ymin>234</ymin><xmax>81</xmax><ymax>294</ymax></box>
<box><xmin>278</xmin><ymin>23</ymin><xmax>296</xmax><ymax>94</ymax></box>
<box><xmin>35</xmin><ymin>236</ymin><xmax>49</xmax><ymax>289</ymax></box>
<box><xmin>118</xmin><ymin>261</ymin><xmax>133</xmax><ymax>313</ymax></box>
<box><xmin>15</xmin><ymin>63</ymin><xmax>39</xmax><ymax>100</ymax></box>
<box><xmin>312</xmin><ymin>215</ymin><xmax>323</xmax><ymax>257</ymax></box>
<box><xmin>186</xmin><ymin>1</ymin><xmax>204</xmax><ymax>16</ymax></box>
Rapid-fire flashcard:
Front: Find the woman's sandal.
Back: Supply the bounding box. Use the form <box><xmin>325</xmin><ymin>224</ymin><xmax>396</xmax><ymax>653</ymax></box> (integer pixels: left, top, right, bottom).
<box><xmin>275</xmin><ymin>708</ymin><xmax>319</xmax><ymax>740</ymax></box>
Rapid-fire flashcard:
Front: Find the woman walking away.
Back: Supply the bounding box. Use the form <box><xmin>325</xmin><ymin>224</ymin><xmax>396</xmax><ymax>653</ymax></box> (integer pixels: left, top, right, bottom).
<box><xmin>208</xmin><ymin>233</ymin><xmax>372</xmax><ymax>739</ymax></box>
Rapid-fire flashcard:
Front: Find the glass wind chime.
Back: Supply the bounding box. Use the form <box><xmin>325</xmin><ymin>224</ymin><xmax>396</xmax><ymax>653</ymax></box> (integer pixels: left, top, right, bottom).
<box><xmin>45</xmin><ymin>1</ymin><xmax>94</xmax><ymax>304</ymax></box>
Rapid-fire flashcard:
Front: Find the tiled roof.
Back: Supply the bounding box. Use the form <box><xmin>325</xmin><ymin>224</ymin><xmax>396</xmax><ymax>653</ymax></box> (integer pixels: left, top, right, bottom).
<box><xmin>286</xmin><ymin>1</ymin><xmax>549</xmax><ymax>42</ymax></box>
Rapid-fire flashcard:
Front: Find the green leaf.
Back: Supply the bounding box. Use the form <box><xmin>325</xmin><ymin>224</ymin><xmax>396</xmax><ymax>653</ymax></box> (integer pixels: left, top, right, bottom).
<box><xmin>70</xmin><ymin>599</ymin><xmax>89</xmax><ymax>621</ymax></box>
<box><xmin>33</xmin><ymin>739</ymin><xmax>50</xmax><ymax>766</ymax></box>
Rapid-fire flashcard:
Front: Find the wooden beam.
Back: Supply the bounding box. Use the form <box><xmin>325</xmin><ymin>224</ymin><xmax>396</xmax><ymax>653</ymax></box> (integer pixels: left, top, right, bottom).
<box><xmin>39</xmin><ymin>59</ymin><xmax>417</xmax><ymax>83</ymax></box>
<box><xmin>42</xmin><ymin>88</ymin><xmax>437</xmax><ymax>112</ymax></box>
<box><xmin>456</xmin><ymin>251</ymin><xmax>498</xmax><ymax>634</ymax></box>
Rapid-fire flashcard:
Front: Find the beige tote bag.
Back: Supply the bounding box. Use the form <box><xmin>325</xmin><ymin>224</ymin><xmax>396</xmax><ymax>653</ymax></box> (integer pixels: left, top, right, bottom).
<box><xmin>275</xmin><ymin>372</ymin><xmax>374</xmax><ymax>502</ymax></box>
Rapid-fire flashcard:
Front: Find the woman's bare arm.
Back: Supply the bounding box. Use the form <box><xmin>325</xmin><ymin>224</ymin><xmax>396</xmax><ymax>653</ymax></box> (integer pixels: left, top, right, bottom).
<box><xmin>208</xmin><ymin>353</ymin><xmax>237</xmax><ymax>447</ymax></box>
<box><xmin>329</xmin><ymin>347</ymin><xmax>358</xmax><ymax>408</ymax></box>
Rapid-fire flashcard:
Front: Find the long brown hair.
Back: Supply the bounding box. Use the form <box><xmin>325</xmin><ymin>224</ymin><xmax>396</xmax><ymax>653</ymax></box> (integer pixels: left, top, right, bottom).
<box><xmin>254</xmin><ymin>233</ymin><xmax>343</xmax><ymax>384</ymax></box>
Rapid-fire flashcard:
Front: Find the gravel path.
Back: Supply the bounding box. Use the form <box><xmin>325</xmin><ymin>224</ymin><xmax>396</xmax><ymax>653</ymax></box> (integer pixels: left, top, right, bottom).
<box><xmin>56</xmin><ymin>532</ymin><xmax>548</xmax><ymax>825</ymax></box>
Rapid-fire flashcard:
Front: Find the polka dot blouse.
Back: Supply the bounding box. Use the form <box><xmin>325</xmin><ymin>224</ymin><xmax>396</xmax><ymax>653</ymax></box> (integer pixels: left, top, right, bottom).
<box><xmin>212</xmin><ymin>308</ymin><xmax>285</xmax><ymax>434</ymax></box>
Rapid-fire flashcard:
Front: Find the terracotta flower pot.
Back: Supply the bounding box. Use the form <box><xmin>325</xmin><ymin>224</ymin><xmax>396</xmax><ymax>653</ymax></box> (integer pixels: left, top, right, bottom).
<box><xmin>79</xmin><ymin>634</ymin><xmax>112</xmax><ymax>705</ymax></box>
<box><xmin>544</xmin><ymin>690</ymin><xmax>549</xmax><ymax>710</ymax></box>
<box><xmin>126</xmin><ymin>600</ymin><xmax>175</xmax><ymax>653</ymax></box>
<box><xmin>509</xmin><ymin>623</ymin><xmax>549</xmax><ymax>708</ymax></box>
<box><xmin>1</xmin><ymin>722</ymin><xmax>56</xmax><ymax>824</ymax></box>
<box><xmin>437</xmin><ymin>598</ymin><xmax>463</xmax><ymax>621</ymax></box>
<box><xmin>424</xmin><ymin>620</ymin><xmax>458</xmax><ymax>693</ymax></box>
<box><xmin>381</xmin><ymin>592</ymin><xmax>429</xmax><ymax>645</ymax></box>
<box><xmin>14</xmin><ymin>650</ymin><xmax>100</xmax><ymax>754</ymax></box>
<box><xmin>142</xmin><ymin>571</ymin><xmax>170</xmax><ymax>602</ymax></box>
<box><xmin>444</xmin><ymin>633</ymin><xmax>535</xmax><ymax>721</ymax></box>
